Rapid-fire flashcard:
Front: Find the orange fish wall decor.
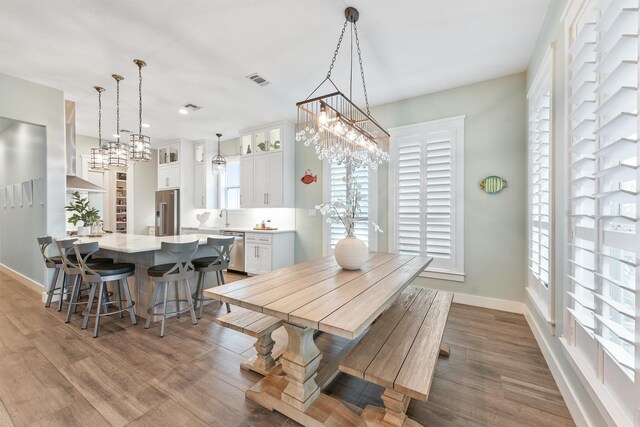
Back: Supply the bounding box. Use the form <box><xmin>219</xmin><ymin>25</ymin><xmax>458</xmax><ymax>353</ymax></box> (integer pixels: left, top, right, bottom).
<box><xmin>300</xmin><ymin>169</ymin><xmax>317</xmax><ymax>185</ymax></box>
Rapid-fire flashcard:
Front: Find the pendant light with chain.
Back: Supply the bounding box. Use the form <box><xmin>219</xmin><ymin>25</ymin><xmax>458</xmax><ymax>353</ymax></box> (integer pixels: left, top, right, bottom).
<box><xmin>108</xmin><ymin>74</ymin><xmax>128</xmax><ymax>167</ymax></box>
<box><xmin>89</xmin><ymin>86</ymin><xmax>109</xmax><ymax>171</ymax></box>
<box><xmin>295</xmin><ymin>7</ymin><xmax>389</xmax><ymax>169</ymax></box>
<box><xmin>211</xmin><ymin>133</ymin><xmax>226</xmax><ymax>174</ymax></box>
<box><xmin>129</xmin><ymin>59</ymin><xmax>151</xmax><ymax>161</ymax></box>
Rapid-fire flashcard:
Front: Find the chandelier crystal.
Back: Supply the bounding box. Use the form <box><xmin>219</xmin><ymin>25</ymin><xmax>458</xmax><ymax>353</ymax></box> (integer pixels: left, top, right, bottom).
<box><xmin>295</xmin><ymin>7</ymin><xmax>389</xmax><ymax>169</ymax></box>
<box><xmin>129</xmin><ymin>59</ymin><xmax>151</xmax><ymax>162</ymax></box>
<box><xmin>89</xmin><ymin>86</ymin><xmax>109</xmax><ymax>171</ymax></box>
<box><xmin>211</xmin><ymin>133</ymin><xmax>226</xmax><ymax>175</ymax></box>
<box><xmin>108</xmin><ymin>74</ymin><xmax>128</xmax><ymax>167</ymax></box>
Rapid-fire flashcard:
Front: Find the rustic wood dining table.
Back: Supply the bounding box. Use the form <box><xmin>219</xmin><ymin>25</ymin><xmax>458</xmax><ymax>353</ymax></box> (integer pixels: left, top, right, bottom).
<box><xmin>205</xmin><ymin>252</ymin><xmax>433</xmax><ymax>427</ymax></box>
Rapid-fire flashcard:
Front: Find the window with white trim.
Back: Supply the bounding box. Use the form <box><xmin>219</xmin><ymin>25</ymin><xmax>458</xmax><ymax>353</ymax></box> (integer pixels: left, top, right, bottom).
<box><xmin>527</xmin><ymin>45</ymin><xmax>555</xmax><ymax>324</ymax></box>
<box><xmin>323</xmin><ymin>162</ymin><xmax>378</xmax><ymax>253</ymax></box>
<box><xmin>564</xmin><ymin>0</ymin><xmax>638</xmax><ymax>421</ymax></box>
<box><xmin>388</xmin><ymin>116</ymin><xmax>464</xmax><ymax>280</ymax></box>
<box><xmin>219</xmin><ymin>157</ymin><xmax>240</xmax><ymax>209</ymax></box>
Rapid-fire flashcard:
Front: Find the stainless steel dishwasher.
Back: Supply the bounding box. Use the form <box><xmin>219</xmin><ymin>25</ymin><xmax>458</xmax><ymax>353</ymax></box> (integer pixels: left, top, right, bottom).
<box><xmin>223</xmin><ymin>231</ymin><xmax>245</xmax><ymax>273</ymax></box>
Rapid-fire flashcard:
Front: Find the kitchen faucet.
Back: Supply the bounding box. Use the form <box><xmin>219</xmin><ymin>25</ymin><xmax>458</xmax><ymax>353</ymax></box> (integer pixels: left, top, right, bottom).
<box><xmin>219</xmin><ymin>209</ymin><xmax>230</xmax><ymax>227</ymax></box>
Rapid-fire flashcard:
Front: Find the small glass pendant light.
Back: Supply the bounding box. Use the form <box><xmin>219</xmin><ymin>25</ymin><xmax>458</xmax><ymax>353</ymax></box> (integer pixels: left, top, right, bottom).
<box><xmin>211</xmin><ymin>133</ymin><xmax>226</xmax><ymax>174</ymax></box>
<box><xmin>108</xmin><ymin>74</ymin><xmax>128</xmax><ymax>167</ymax></box>
<box><xmin>129</xmin><ymin>59</ymin><xmax>151</xmax><ymax>161</ymax></box>
<box><xmin>89</xmin><ymin>86</ymin><xmax>109</xmax><ymax>171</ymax></box>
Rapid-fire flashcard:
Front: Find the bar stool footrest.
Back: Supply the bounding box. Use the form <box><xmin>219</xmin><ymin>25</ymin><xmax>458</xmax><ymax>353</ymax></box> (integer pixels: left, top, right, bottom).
<box><xmin>146</xmin><ymin>299</ymin><xmax>194</xmax><ymax>318</ymax></box>
<box><xmin>82</xmin><ymin>302</ymin><xmax>135</xmax><ymax>318</ymax></box>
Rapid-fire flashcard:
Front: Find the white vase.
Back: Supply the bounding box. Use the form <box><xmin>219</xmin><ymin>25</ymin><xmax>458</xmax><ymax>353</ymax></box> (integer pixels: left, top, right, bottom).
<box><xmin>77</xmin><ymin>226</ymin><xmax>91</xmax><ymax>236</ymax></box>
<box><xmin>334</xmin><ymin>235</ymin><xmax>368</xmax><ymax>270</ymax></box>
<box><xmin>196</xmin><ymin>212</ymin><xmax>211</xmax><ymax>227</ymax></box>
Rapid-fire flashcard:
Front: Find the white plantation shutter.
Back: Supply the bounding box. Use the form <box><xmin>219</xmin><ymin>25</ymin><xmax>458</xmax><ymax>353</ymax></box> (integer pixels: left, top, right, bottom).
<box><xmin>326</xmin><ymin>163</ymin><xmax>373</xmax><ymax>251</ymax></box>
<box><xmin>389</xmin><ymin>116</ymin><xmax>464</xmax><ymax>277</ymax></box>
<box><xmin>425</xmin><ymin>135</ymin><xmax>453</xmax><ymax>261</ymax></box>
<box><xmin>396</xmin><ymin>142</ymin><xmax>422</xmax><ymax>255</ymax></box>
<box><xmin>566</xmin><ymin>0</ymin><xmax>638</xmax><ymax>397</ymax></box>
<box><xmin>527</xmin><ymin>47</ymin><xmax>554</xmax><ymax>321</ymax></box>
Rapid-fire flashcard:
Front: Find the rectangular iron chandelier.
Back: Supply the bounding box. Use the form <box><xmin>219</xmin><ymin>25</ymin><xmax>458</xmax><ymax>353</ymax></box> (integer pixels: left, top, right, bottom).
<box><xmin>295</xmin><ymin>7</ymin><xmax>389</xmax><ymax>169</ymax></box>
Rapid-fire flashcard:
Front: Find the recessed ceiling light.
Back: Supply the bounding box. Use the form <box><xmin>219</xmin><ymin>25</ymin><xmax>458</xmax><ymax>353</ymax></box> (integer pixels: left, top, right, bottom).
<box><xmin>142</xmin><ymin>123</ymin><xmax>150</xmax><ymax>128</ymax></box>
<box><xmin>179</xmin><ymin>108</ymin><xmax>188</xmax><ymax>115</ymax></box>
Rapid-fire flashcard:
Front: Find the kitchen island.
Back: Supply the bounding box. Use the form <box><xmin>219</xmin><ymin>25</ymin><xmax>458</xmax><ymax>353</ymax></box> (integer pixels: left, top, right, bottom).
<box><xmin>77</xmin><ymin>233</ymin><xmax>222</xmax><ymax>320</ymax></box>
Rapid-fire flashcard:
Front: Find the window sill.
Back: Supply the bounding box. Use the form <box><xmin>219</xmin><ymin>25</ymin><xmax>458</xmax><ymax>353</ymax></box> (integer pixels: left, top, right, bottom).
<box><xmin>419</xmin><ymin>270</ymin><xmax>465</xmax><ymax>282</ymax></box>
<box><xmin>525</xmin><ymin>287</ymin><xmax>555</xmax><ymax>335</ymax></box>
<box><xmin>559</xmin><ymin>337</ymin><xmax>633</xmax><ymax>427</ymax></box>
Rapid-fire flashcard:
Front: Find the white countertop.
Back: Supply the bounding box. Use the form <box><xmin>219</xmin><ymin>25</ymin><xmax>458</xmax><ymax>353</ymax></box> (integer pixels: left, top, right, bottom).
<box><xmin>183</xmin><ymin>226</ymin><xmax>296</xmax><ymax>235</ymax></box>
<box><xmin>76</xmin><ymin>233</ymin><xmax>222</xmax><ymax>254</ymax></box>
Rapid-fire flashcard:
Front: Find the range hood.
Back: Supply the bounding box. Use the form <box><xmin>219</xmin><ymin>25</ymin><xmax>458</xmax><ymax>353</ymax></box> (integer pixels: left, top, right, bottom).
<box><xmin>65</xmin><ymin>100</ymin><xmax>106</xmax><ymax>193</ymax></box>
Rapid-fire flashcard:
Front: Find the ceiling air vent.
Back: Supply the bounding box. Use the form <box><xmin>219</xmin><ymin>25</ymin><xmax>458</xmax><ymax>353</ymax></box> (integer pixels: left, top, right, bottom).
<box><xmin>183</xmin><ymin>103</ymin><xmax>202</xmax><ymax>111</ymax></box>
<box><xmin>246</xmin><ymin>73</ymin><xmax>270</xmax><ymax>86</ymax></box>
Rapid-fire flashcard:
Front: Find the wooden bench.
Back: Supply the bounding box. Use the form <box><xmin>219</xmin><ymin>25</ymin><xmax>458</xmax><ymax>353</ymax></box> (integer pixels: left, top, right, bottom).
<box><xmin>215</xmin><ymin>307</ymin><xmax>286</xmax><ymax>375</ymax></box>
<box><xmin>338</xmin><ymin>286</ymin><xmax>453</xmax><ymax>427</ymax></box>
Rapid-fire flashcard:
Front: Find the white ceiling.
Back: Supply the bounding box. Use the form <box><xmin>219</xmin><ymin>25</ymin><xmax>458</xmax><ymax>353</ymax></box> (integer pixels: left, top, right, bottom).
<box><xmin>0</xmin><ymin>0</ymin><xmax>550</xmax><ymax>144</ymax></box>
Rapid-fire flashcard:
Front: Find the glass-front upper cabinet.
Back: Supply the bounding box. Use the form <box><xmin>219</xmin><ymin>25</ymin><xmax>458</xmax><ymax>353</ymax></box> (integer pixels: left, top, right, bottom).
<box><xmin>240</xmin><ymin>124</ymin><xmax>284</xmax><ymax>156</ymax></box>
<box><xmin>255</xmin><ymin>130</ymin><xmax>268</xmax><ymax>154</ymax></box>
<box><xmin>241</xmin><ymin>134</ymin><xmax>253</xmax><ymax>156</ymax></box>
<box><xmin>158</xmin><ymin>143</ymin><xmax>179</xmax><ymax>165</ymax></box>
<box><xmin>268</xmin><ymin>127</ymin><xmax>281</xmax><ymax>152</ymax></box>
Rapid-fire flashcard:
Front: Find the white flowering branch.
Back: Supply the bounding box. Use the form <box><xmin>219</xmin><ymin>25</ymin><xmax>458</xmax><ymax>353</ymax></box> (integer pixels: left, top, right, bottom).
<box><xmin>315</xmin><ymin>174</ymin><xmax>383</xmax><ymax>237</ymax></box>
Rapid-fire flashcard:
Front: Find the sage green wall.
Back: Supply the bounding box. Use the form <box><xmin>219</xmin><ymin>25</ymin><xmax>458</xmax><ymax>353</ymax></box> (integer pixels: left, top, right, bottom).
<box><xmin>294</xmin><ymin>143</ymin><xmax>324</xmax><ymax>263</ymax></box>
<box><xmin>373</xmin><ymin>73</ymin><xmax>527</xmax><ymax>302</ymax></box>
<box><xmin>0</xmin><ymin>72</ymin><xmax>66</xmax><ymax>287</ymax></box>
<box><xmin>295</xmin><ymin>73</ymin><xmax>529</xmax><ymax>303</ymax></box>
<box><xmin>526</xmin><ymin>1</ymin><xmax>608</xmax><ymax>425</ymax></box>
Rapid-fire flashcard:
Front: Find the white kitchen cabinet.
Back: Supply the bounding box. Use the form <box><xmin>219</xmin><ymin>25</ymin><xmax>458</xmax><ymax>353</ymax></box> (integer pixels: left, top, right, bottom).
<box><xmin>252</xmin><ymin>153</ymin><xmax>283</xmax><ymax>207</ymax></box>
<box><xmin>193</xmin><ymin>141</ymin><xmax>218</xmax><ymax>209</ymax></box>
<box><xmin>244</xmin><ymin>232</ymin><xmax>294</xmax><ymax>275</ymax></box>
<box><xmin>158</xmin><ymin>163</ymin><xmax>180</xmax><ymax>189</ymax></box>
<box><xmin>240</xmin><ymin>156</ymin><xmax>254</xmax><ymax>208</ymax></box>
<box><xmin>158</xmin><ymin>140</ymin><xmax>188</xmax><ymax>190</ymax></box>
<box><xmin>194</xmin><ymin>163</ymin><xmax>206</xmax><ymax>207</ymax></box>
<box><xmin>245</xmin><ymin>243</ymin><xmax>272</xmax><ymax>275</ymax></box>
<box><xmin>252</xmin><ymin>154</ymin><xmax>270</xmax><ymax>207</ymax></box>
<box><xmin>239</xmin><ymin>121</ymin><xmax>294</xmax><ymax>208</ymax></box>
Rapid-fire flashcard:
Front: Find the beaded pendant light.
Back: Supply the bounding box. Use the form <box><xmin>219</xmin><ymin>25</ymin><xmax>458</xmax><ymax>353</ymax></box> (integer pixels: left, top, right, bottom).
<box><xmin>108</xmin><ymin>74</ymin><xmax>128</xmax><ymax>167</ymax></box>
<box><xmin>211</xmin><ymin>133</ymin><xmax>226</xmax><ymax>174</ymax></box>
<box><xmin>89</xmin><ymin>86</ymin><xmax>109</xmax><ymax>171</ymax></box>
<box><xmin>128</xmin><ymin>59</ymin><xmax>151</xmax><ymax>161</ymax></box>
<box><xmin>295</xmin><ymin>7</ymin><xmax>389</xmax><ymax>169</ymax></box>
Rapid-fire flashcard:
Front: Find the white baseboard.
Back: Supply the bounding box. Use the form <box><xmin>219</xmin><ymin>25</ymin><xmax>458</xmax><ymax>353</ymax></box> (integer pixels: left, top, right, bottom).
<box><xmin>0</xmin><ymin>263</ymin><xmax>45</xmax><ymax>296</ymax></box>
<box><xmin>453</xmin><ymin>292</ymin><xmax>524</xmax><ymax>314</ymax></box>
<box><xmin>525</xmin><ymin>307</ymin><xmax>591</xmax><ymax>427</ymax></box>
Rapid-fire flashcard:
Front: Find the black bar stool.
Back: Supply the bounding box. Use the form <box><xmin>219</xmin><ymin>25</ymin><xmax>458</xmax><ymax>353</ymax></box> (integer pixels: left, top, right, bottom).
<box><xmin>37</xmin><ymin>236</ymin><xmax>69</xmax><ymax>309</ymax></box>
<box><xmin>145</xmin><ymin>240</ymin><xmax>199</xmax><ymax>337</ymax></box>
<box><xmin>74</xmin><ymin>241</ymin><xmax>137</xmax><ymax>338</ymax></box>
<box><xmin>192</xmin><ymin>236</ymin><xmax>235</xmax><ymax>318</ymax></box>
<box><xmin>55</xmin><ymin>238</ymin><xmax>113</xmax><ymax>319</ymax></box>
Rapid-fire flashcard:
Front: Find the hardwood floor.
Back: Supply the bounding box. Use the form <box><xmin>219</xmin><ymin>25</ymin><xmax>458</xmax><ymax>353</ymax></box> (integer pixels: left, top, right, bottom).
<box><xmin>0</xmin><ymin>270</ymin><xmax>575</xmax><ymax>426</ymax></box>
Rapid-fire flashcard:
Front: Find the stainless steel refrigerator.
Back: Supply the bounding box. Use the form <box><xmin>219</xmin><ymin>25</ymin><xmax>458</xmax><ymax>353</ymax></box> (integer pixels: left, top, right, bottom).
<box><xmin>155</xmin><ymin>189</ymin><xmax>180</xmax><ymax>236</ymax></box>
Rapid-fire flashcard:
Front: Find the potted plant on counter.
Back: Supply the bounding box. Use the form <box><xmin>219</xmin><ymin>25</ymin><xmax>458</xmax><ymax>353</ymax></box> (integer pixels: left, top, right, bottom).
<box><xmin>65</xmin><ymin>191</ymin><xmax>101</xmax><ymax>236</ymax></box>
<box><xmin>316</xmin><ymin>174</ymin><xmax>382</xmax><ymax>270</ymax></box>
